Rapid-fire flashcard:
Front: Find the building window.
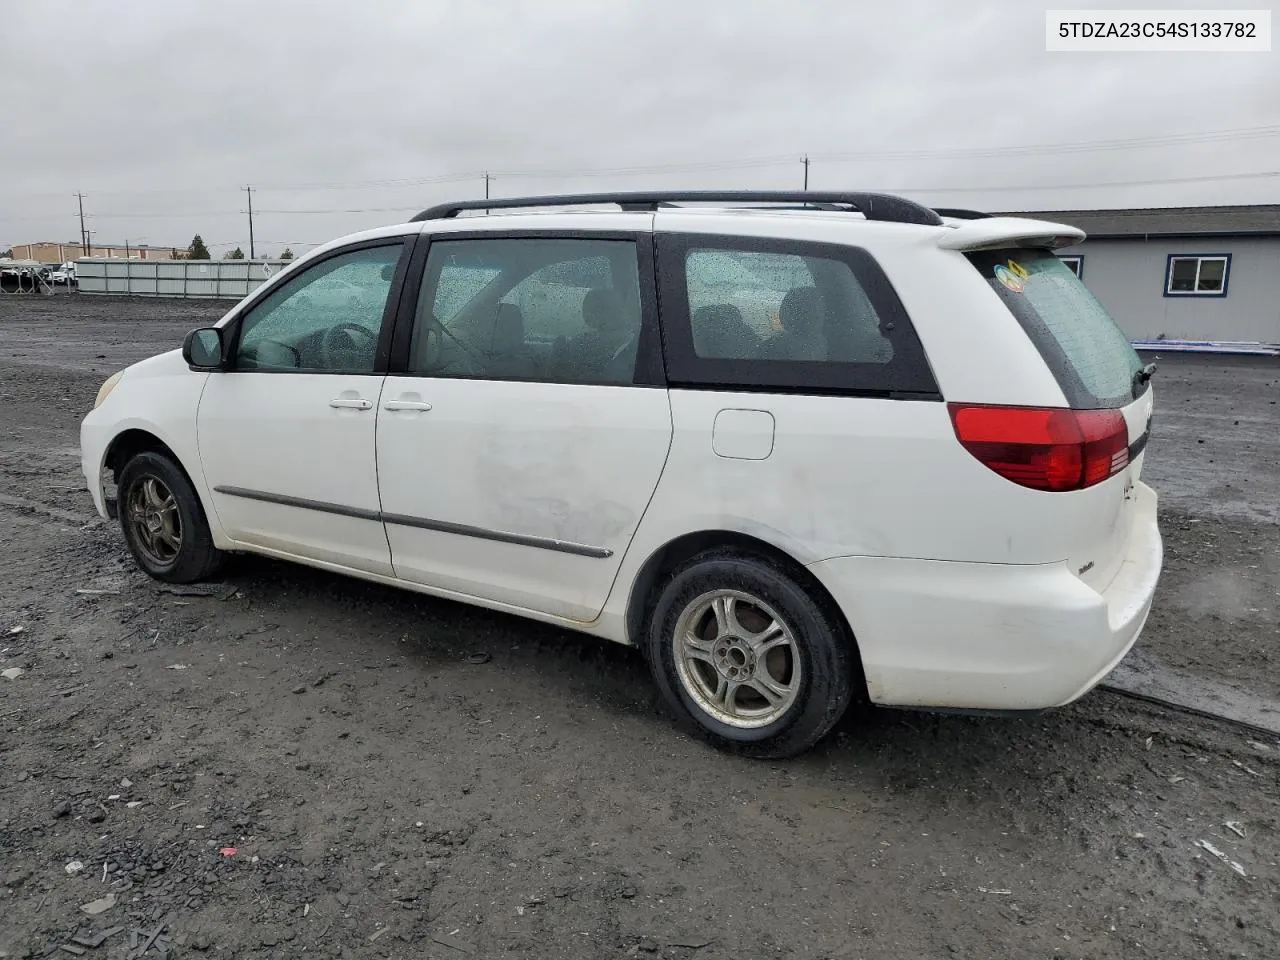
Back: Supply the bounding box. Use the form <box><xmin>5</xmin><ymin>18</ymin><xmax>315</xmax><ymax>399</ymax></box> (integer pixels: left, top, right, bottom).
<box><xmin>1058</xmin><ymin>255</ymin><xmax>1083</xmax><ymax>279</ymax></box>
<box><xmin>1165</xmin><ymin>254</ymin><xmax>1230</xmax><ymax>297</ymax></box>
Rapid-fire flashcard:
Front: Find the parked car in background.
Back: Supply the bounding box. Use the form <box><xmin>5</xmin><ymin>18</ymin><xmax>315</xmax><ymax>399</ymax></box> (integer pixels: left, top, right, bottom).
<box><xmin>80</xmin><ymin>190</ymin><xmax>1162</xmax><ymax>758</ymax></box>
<box><xmin>0</xmin><ymin>259</ymin><xmax>55</xmax><ymax>292</ymax></box>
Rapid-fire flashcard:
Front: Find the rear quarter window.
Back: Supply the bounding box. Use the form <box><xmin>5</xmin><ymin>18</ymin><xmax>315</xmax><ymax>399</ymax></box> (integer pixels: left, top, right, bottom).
<box><xmin>656</xmin><ymin>233</ymin><xmax>938</xmax><ymax>398</ymax></box>
<box><xmin>966</xmin><ymin>248</ymin><xmax>1144</xmax><ymax>409</ymax></box>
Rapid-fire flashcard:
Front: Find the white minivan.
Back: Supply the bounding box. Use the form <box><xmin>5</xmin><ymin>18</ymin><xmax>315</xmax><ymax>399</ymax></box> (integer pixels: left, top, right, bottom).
<box><xmin>81</xmin><ymin>191</ymin><xmax>1161</xmax><ymax>757</ymax></box>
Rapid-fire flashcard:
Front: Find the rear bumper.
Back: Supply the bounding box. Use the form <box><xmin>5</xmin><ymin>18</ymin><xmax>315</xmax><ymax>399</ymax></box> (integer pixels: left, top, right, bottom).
<box><xmin>807</xmin><ymin>482</ymin><xmax>1162</xmax><ymax>711</ymax></box>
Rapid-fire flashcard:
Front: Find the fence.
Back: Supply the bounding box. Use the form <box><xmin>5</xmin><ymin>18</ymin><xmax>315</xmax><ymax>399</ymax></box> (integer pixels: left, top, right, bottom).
<box><xmin>75</xmin><ymin>258</ymin><xmax>289</xmax><ymax>298</ymax></box>
<box><xmin>0</xmin><ymin>261</ymin><xmax>55</xmax><ymax>295</ymax></box>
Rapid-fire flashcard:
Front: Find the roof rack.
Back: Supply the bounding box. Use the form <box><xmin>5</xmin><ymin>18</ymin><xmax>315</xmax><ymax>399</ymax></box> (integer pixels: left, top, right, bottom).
<box><xmin>411</xmin><ymin>191</ymin><xmax>944</xmax><ymax>226</ymax></box>
<box><xmin>932</xmin><ymin>207</ymin><xmax>992</xmax><ymax>220</ymax></box>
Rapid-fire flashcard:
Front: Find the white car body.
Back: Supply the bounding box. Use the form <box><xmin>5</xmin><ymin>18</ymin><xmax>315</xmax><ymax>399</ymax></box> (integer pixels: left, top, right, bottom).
<box><xmin>81</xmin><ymin>197</ymin><xmax>1161</xmax><ymax>718</ymax></box>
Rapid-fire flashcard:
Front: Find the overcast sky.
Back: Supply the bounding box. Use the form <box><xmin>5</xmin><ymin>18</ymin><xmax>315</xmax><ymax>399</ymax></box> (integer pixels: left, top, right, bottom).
<box><xmin>2</xmin><ymin>0</ymin><xmax>1277</xmax><ymax>256</ymax></box>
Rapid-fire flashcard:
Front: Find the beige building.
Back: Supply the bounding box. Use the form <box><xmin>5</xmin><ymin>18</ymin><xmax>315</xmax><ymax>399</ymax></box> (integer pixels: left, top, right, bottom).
<box><xmin>1001</xmin><ymin>204</ymin><xmax>1280</xmax><ymax>345</ymax></box>
<box><xmin>8</xmin><ymin>241</ymin><xmax>184</xmax><ymax>263</ymax></box>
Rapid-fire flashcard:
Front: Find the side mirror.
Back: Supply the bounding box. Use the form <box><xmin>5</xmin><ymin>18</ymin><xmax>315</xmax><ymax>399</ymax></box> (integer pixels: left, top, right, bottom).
<box><xmin>183</xmin><ymin>327</ymin><xmax>225</xmax><ymax>370</ymax></box>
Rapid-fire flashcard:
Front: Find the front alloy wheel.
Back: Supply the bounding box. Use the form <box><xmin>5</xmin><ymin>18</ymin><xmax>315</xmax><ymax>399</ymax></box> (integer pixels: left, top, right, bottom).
<box><xmin>116</xmin><ymin>450</ymin><xmax>225</xmax><ymax>583</ymax></box>
<box><xmin>125</xmin><ymin>476</ymin><xmax>182</xmax><ymax>567</ymax></box>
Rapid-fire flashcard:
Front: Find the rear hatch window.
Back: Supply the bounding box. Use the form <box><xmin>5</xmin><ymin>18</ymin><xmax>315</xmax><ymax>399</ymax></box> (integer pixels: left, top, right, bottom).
<box><xmin>966</xmin><ymin>248</ymin><xmax>1144</xmax><ymax>409</ymax></box>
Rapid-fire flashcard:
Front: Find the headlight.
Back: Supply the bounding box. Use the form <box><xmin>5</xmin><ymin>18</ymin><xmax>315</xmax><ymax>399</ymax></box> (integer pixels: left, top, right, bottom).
<box><xmin>95</xmin><ymin>371</ymin><xmax>124</xmax><ymax>409</ymax></box>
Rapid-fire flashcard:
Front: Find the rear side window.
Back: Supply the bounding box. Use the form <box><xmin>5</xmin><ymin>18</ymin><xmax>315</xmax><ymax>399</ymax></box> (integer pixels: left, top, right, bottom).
<box><xmin>966</xmin><ymin>248</ymin><xmax>1143</xmax><ymax>409</ymax></box>
<box><xmin>409</xmin><ymin>237</ymin><xmax>651</xmax><ymax>385</ymax></box>
<box><xmin>657</xmin><ymin>234</ymin><xmax>938</xmax><ymax>397</ymax></box>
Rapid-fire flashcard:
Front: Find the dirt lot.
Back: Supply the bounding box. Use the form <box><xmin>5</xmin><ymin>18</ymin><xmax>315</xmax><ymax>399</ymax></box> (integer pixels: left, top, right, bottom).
<box><xmin>1</xmin><ymin>296</ymin><xmax>1278</xmax><ymax>960</ymax></box>
<box><xmin>1135</xmin><ymin>354</ymin><xmax>1280</xmax><ymax>705</ymax></box>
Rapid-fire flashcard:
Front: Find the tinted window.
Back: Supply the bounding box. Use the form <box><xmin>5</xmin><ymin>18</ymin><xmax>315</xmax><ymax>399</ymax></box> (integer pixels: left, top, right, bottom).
<box><xmin>967</xmin><ymin>248</ymin><xmax>1143</xmax><ymax>408</ymax></box>
<box><xmin>434</xmin><ymin>265</ymin><xmax>500</xmax><ymax>322</ymax></box>
<box><xmin>235</xmin><ymin>244</ymin><xmax>402</xmax><ymax>372</ymax></box>
<box><xmin>686</xmin><ymin>248</ymin><xmax>892</xmax><ymax>364</ymax></box>
<box><xmin>1168</xmin><ymin>258</ymin><xmax>1198</xmax><ymax>292</ymax></box>
<box><xmin>657</xmin><ymin>233</ymin><xmax>937</xmax><ymax>397</ymax></box>
<box><xmin>410</xmin><ymin>238</ymin><xmax>644</xmax><ymax>384</ymax></box>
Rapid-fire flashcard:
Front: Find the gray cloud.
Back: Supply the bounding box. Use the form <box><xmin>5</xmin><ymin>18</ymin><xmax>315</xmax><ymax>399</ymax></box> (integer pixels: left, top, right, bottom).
<box><xmin>3</xmin><ymin>0</ymin><xmax>1276</xmax><ymax>254</ymax></box>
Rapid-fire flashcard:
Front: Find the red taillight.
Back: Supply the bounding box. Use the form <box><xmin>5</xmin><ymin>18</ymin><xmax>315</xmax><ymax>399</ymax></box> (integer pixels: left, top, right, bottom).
<box><xmin>948</xmin><ymin>403</ymin><xmax>1129</xmax><ymax>492</ymax></box>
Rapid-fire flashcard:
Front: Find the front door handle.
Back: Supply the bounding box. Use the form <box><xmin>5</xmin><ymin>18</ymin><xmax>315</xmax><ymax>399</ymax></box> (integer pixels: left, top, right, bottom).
<box><xmin>383</xmin><ymin>399</ymin><xmax>432</xmax><ymax>412</ymax></box>
<box><xmin>329</xmin><ymin>397</ymin><xmax>372</xmax><ymax>410</ymax></box>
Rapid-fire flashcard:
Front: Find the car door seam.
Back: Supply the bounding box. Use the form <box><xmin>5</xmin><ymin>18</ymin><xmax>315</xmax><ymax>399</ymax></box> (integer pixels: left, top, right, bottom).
<box><xmin>589</xmin><ymin>217</ymin><xmax>678</xmax><ymax>624</ymax></box>
<box><xmin>190</xmin><ymin>371</ymin><xmax>229</xmax><ymax>534</ymax></box>
<box><xmin>372</xmin><ymin>374</ymin><xmax>395</xmax><ymax>572</ymax></box>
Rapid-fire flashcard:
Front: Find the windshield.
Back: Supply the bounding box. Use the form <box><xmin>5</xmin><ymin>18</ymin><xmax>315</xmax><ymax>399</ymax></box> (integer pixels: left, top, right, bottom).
<box><xmin>967</xmin><ymin>248</ymin><xmax>1144</xmax><ymax>408</ymax></box>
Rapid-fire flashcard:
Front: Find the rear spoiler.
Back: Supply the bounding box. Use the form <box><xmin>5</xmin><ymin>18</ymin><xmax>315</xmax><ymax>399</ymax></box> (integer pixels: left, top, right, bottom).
<box><xmin>937</xmin><ymin>216</ymin><xmax>1085</xmax><ymax>252</ymax></box>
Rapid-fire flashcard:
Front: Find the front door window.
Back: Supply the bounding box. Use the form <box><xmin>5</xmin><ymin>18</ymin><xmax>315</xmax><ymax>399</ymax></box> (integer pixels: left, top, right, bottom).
<box><xmin>234</xmin><ymin>244</ymin><xmax>404</xmax><ymax>372</ymax></box>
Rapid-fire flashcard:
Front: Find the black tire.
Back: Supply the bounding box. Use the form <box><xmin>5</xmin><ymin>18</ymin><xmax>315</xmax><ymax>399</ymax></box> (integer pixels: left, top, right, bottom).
<box><xmin>117</xmin><ymin>451</ymin><xmax>225</xmax><ymax>584</ymax></box>
<box><xmin>644</xmin><ymin>549</ymin><xmax>856</xmax><ymax>759</ymax></box>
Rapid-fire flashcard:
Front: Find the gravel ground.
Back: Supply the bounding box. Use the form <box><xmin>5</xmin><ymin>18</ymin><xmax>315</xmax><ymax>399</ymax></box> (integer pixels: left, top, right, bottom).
<box><xmin>1</xmin><ymin>296</ymin><xmax>1278</xmax><ymax>960</ymax></box>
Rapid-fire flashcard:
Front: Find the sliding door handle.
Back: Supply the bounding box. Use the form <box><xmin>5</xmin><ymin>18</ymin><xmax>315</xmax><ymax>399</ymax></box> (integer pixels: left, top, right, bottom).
<box><xmin>383</xmin><ymin>399</ymin><xmax>432</xmax><ymax>412</ymax></box>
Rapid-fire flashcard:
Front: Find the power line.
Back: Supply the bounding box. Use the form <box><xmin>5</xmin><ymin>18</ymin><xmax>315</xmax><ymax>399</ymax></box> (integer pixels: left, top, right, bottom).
<box><xmin>199</xmin><ymin>238</ymin><xmax>322</xmax><ymax>246</ymax></box>
<box><xmin>200</xmin><ymin>241</ymin><xmax>324</xmax><ymax>252</ymax></box>
<box><xmin>886</xmin><ymin>169</ymin><xmax>1280</xmax><ymax>195</ymax></box>
<box><xmin>70</xmin><ymin>169</ymin><xmax>1280</xmax><ymax>218</ymax></box>
<box><xmin>812</xmin><ymin>126</ymin><xmax>1280</xmax><ymax>163</ymax></box>
<box><xmin>243</xmin><ymin>169</ymin><xmax>1279</xmax><ymax>206</ymax></box>
<box><xmin>12</xmin><ymin>122</ymin><xmax>1280</xmax><ymax>201</ymax></box>
<box><xmin>71</xmin><ymin>206</ymin><xmax>420</xmax><ymax>218</ymax></box>
<box><xmin>498</xmin><ymin>155</ymin><xmax>797</xmax><ymax>179</ymax></box>
<box><xmin>255</xmin><ymin>171</ymin><xmax>483</xmax><ymax>192</ymax></box>
<box><xmin>401</xmin><ymin>124</ymin><xmax>1280</xmax><ymax>181</ymax></box>
<box><xmin>7</xmin><ymin>168</ymin><xmax>1280</xmax><ymax>241</ymax></box>
<box><xmin>392</xmin><ymin>124</ymin><xmax>1280</xmax><ymax>181</ymax></box>
<box><xmin>15</xmin><ymin>171</ymin><xmax>486</xmax><ymax>201</ymax></box>
<box><xmin>8</xmin><ymin>204</ymin><xmax>422</xmax><ymax>220</ymax></box>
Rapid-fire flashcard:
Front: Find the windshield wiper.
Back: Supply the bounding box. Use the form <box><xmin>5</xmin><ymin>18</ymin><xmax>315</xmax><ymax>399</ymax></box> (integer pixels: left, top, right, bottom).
<box><xmin>1132</xmin><ymin>362</ymin><xmax>1157</xmax><ymax>398</ymax></box>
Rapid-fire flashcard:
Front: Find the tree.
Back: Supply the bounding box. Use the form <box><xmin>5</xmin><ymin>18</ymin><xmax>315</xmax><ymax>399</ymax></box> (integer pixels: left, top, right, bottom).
<box><xmin>187</xmin><ymin>234</ymin><xmax>211</xmax><ymax>260</ymax></box>
<box><xmin>0</xmin><ymin>248</ymin><xmax>12</xmax><ymax>259</ymax></box>
<box><xmin>279</xmin><ymin>247</ymin><xmax>295</xmax><ymax>261</ymax></box>
<box><xmin>223</xmin><ymin>247</ymin><xmax>246</xmax><ymax>260</ymax></box>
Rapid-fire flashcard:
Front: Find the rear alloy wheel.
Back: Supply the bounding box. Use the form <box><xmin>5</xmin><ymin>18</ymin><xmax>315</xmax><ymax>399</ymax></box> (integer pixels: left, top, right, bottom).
<box><xmin>646</xmin><ymin>550</ymin><xmax>856</xmax><ymax>758</ymax></box>
<box><xmin>117</xmin><ymin>451</ymin><xmax>224</xmax><ymax>583</ymax></box>
<box><xmin>673</xmin><ymin>590</ymin><xmax>802</xmax><ymax>728</ymax></box>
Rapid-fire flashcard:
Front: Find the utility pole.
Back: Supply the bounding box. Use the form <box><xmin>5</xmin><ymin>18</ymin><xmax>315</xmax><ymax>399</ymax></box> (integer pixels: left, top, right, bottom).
<box><xmin>243</xmin><ymin>185</ymin><xmax>256</xmax><ymax>259</ymax></box>
<box><xmin>85</xmin><ymin>230</ymin><xmax>94</xmax><ymax>256</ymax></box>
<box><xmin>802</xmin><ymin>155</ymin><xmax>810</xmax><ymax>191</ymax></box>
<box><xmin>124</xmin><ymin>240</ymin><xmax>131</xmax><ymax>259</ymax></box>
<box><xmin>483</xmin><ymin>172</ymin><xmax>492</xmax><ymax>214</ymax></box>
<box><xmin>76</xmin><ymin>193</ymin><xmax>87</xmax><ymax>255</ymax></box>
